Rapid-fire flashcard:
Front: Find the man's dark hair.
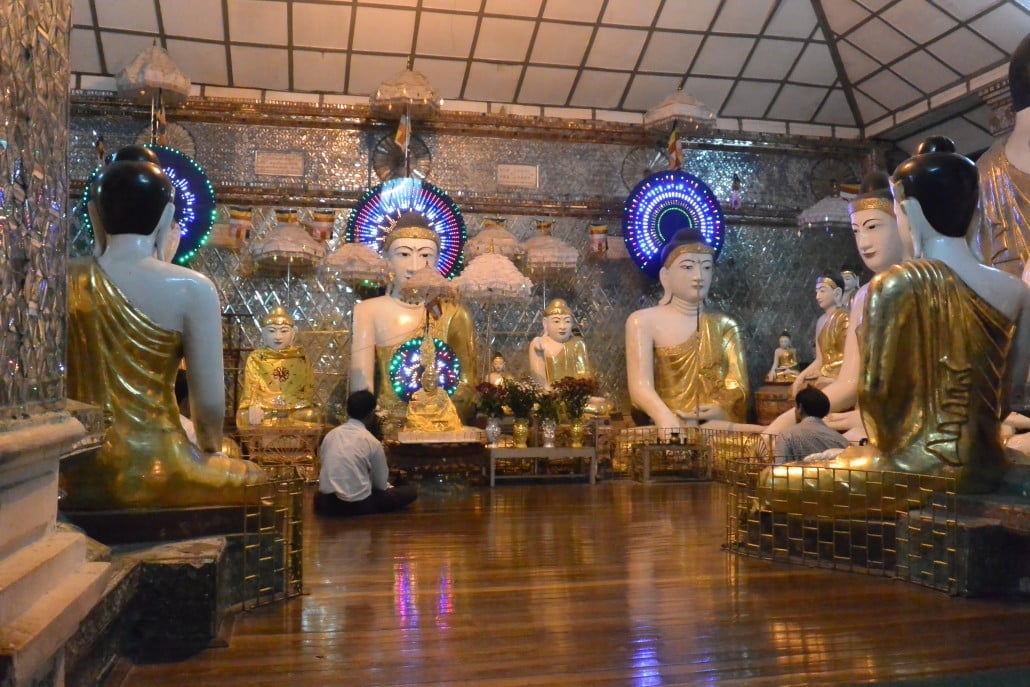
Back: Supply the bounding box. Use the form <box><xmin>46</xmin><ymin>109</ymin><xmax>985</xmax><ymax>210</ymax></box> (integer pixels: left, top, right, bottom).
<box><xmin>346</xmin><ymin>390</ymin><xmax>377</xmax><ymax>420</ymax></box>
<box><xmin>795</xmin><ymin>387</ymin><xmax>831</xmax><ymax>419</ymax></box>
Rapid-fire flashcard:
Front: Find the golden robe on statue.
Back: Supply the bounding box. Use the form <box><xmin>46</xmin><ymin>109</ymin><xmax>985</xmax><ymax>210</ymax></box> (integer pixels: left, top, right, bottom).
<box><xmin>817</xmin><ymin>308</ymin><xmax>849</xmax><ymax>380</ymax></box>
<box><xmin>64</xmin><ymin>260</ymin><xmax>264</xmax><ymax>510</ymax></box>
<box><xmin>974</xmin><ymin>142</ymin><xmax>1030</xmax><ymax>276</ymax></box>
<box><xmin>653</xmin><ymin>312</ymin><xmax>749</xmax><ymax>423</ymax></box>
<box><xmin>374</xmin><ymin>300</ymin><xmax>477</xmax><ymax>426</ymax></box>
<box><xmin>404</xmin><ymin>387</ymin><xmax>464</xmax><ymax>433</ymax></box>
<box><xmin>238</xmin><ymin>347</ymin><xmax>321</xmax><ymax>424</ymax></box>
<box><xmin>544</xmin><ymin>336</ymin><xmax>594</xmax><ymax>385</ymax></box>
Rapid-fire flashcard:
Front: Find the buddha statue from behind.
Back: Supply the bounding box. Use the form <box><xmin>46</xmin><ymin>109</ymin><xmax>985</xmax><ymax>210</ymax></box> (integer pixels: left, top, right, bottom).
<box><xmin>237</xmin><ymin>306</ymin><xmax>322</xmax><ymax>427</ymax></box>
<box><xmin>528</xmin><ymin>299</ymin><xmax>594</xmax><ymax>390</ymax></box>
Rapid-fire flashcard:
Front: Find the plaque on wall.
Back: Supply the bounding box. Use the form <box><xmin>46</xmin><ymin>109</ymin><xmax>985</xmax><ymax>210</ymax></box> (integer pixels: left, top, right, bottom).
<box><xmin>497</xmin><ymin>164</ymin><xmax>539</xmax><ymax>189</ymax></box>
<box><xmin>254</xmin><ymin>151</ymin><xmax>306</xmax><ymax>178</ymax></box>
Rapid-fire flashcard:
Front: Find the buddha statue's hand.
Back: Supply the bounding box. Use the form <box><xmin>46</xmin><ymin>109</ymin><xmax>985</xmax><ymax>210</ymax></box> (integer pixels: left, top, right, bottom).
<box><xmin>677</xmin><ymin>404</ymin><xmax>727</xmax><ymax>424</ymax></box>
<box><xmin>824</xmin><ymin>408</ymin><xmax>860</xmax><ymax>432</ymax></box>
<box><xmin>247</xmin><ymin>405</ymin><xmax>265</xmax><ymax>426</ymax></box>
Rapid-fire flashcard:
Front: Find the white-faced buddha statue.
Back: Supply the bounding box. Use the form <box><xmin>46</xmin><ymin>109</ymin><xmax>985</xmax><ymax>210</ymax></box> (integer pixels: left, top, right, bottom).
<box><xmin>528</xmin><ymin>298</ymin><xmax>594</xmax><ymax>390</ymax></box>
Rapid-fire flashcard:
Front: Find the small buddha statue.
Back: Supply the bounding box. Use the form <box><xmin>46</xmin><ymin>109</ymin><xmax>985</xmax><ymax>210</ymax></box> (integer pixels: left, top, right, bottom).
<box><xmin>625</xmin><ymin>228</ymin><xmax>749</xmax><ymax>426</ymax></box>
<box><xmin>485</xmin><ymin>351</ymin><xmax>509</xmax><ymax>387</ymax></box>
<box><xmin>528</xmin><ymin>298</ymin><xmax>595</xmax><ymax>390</ymax></box>
<box><xmin>766</xmin><ymin>331</ymin><xmax>799</xmax><ymax>383</ymax></box>
<box><xmin>237</xmin><ymin>307</ymin><xmax>322</xmax><ymax>427</ymax></box>
<box><xmin>840</xmin><ymin>270</ymin><xmax>859</xmax><ymax>309</ymax></box>
<box><xmin>792</xmin><ymin>273</ymin><xmax>849</xmax><ymax>396</ymax></box>
<box><xmin>404</xmin><ymin>366</ymin><xmax>464</xmax><ymax>433</ymax></box>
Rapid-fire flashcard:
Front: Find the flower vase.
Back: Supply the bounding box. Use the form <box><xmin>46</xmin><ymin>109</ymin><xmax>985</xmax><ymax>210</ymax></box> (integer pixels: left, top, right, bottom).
<box><xmin>513</xmin><ymin>418</ymin><xmax>530</xmax><ymax>449</ymax></box>
<box><xmin>484</xmin><ymin>416</ymin><xmax>502</xmax><ymax>447</ymax></box>
<box><xmin>569</xmin><ymin>417</ymin><xmax>586</xmax><ymax>448</ymax></box>
<box><xmin>541</xmin><ymin>418</ymin><xmax>557</xmax><ymax>448</ymax></box>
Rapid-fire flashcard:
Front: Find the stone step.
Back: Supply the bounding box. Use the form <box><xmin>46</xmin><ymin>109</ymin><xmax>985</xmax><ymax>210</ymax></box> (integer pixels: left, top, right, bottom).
<box><xmin>0</xmin><ymin>531</ymin><xmax>88</xmax><ymax>628</ymax></box>
<box><xmin>0</xmin><ymin>560</ymin><xmax>109</xmax><ymax>686</ymax></box>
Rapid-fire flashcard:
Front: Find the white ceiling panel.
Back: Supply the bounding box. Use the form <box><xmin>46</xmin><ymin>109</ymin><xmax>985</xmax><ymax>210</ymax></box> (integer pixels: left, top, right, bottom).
<box><xmin>854</xmin><ymin>90</ymin><xmax>888</xmax><ymax>121</ymax></box>
<box><xmin>822</xmin><ymin>0</ymin><xmax>872</xmax><ymax>35</ymax></box>
<box><xmin>530</xmin><ymin>22</ymin><xmax>593</xmax><ymax>66</ymax></box>
<box><xmin>621</xmin><ymin>74</ymin><xmax>682</xmax><ymax>111</ymax></box>
<box><xmin>897</xmin><ymin>117</ymin><xmax>993</xmax><ymax>155</ymax></box>
<box><xmin>292</xmin><ymin>4</ymin><xmax>353</xmax><ymax>51</ymax></box>
<box><xmin>417</xmin><ymin>11</ymin><xmax>478</xmax><ymax>58</ymax></box>
<box><xmin>846</xmin><ymin>18</ymin><xmax>915</xmax><ymax>64</ymax></box>
<box><xmin>601</xmin><ymin>0</ymin><xmax>661</xmax><ymax>28</ymax></box>
<box><xmin>99</xmin><ymin>31</ymin><xmax>157</xmax><ymax>73</ymax></box>
<box><xmin>463</xmin><ymin>62</ymin><xmax>521</xmax><ymax>102</ymax></box>
<box><xmin>484</xmin><ymin>0</ymin><xmax>543</xmax><ymax>18</ymax></box>
<box><xmin>713</xmin><ymin>0</ymin><xmax>777</xmax><ymax>34</ymax></box>
<box><xmin>293</xmin><ymin>50</ymin><xmax>347</xmax><ymax>93</ymax></box>
<box><xmin>412</xmin><ymin>59</ymin><xmax>468</xmax><ymax>100</ymax></box>
<box><xmin>585</xmin><ymin>27</ymin><xmax>648</xmax><ymax>70</ymax></box>
<box><xmin>518</xmin><ymin>66</ymin><xmax>577</xmax><ymax>105</ymax></box>
<box><xmin>681</xmin><ymin>76</ymin><xmax>736</xmax><ymax>114</ymax></box>
<box><xmin>743</xmin><ymin>39</ymin><xmax>804</xmax><ymax>81</ymax></box>
<box><xmin>422</xmin><ymin>0</ymin><xmax>481</xmax><ymax>10</ymax></box>
<box><xmin>70</xmin><ymin>28</ymin><xmax>101</xmax><ymax>74</ymax></box>
<box><xmin>227</xmin><ymin>0</ymin><xmax>288</xmax><ymax>46</ymax></box>
<box><xmin>161</xmin><ymin>0</ymin><xmax>225</xmax><ymax>42</ymax></box>
<box><xmin>347</xmin><ymin>54</ymin><xmax>408</xmax><ymax>95</ymax></box>
<box><xmin>542</xmin><ymin>0</ymin><xmax>604</xmax><ymax>23</ymax></box>
<box><xmin>790</xmin><ymin>43</ymin><xmax>838</xmax><ymax>85</ymax></box>
<box><xmin>94</xmin><ymin>0</ymin><xmax>158</xmax><ymax>33</ymax></box>
<box><xmin>815</xmin><ymin>89</ymin><xmax>856</xmax><ymax>125</ymax></box>
<box><xmin>655</xmin><ymin>0</ymin><xmax>720</xmax><ymax>31</ymax></box>
<box><xmin>763</xmin><ymin>0</ymin><xmax>818</xmax><ymax>38</ymax></box>
<box><xmin>927</xmin><ymin>26</ymin><xmax>1007</xmax><ymax>74</ymax></box>
<box><xmin>638</xmin><ymin>31</ymin><xmax>703</xmax><ymax>74</ymax></box>
<box><xmin>881</xmin><ymin>0</ymin><xmax>956</xmax><ymax>45</ymax></box>
<box><xmin>72</xmin><ymin>0</ymin><xmax>93</xmax><ymax>26</ymax></box>
<box><xmin>692</xmin><ymin>36</ymin><xmax>755</xmax><ymax>78</ymax></box>
<box><xmin>837</xmin><ymin>41</ymin><xmax>881</xmax><ymax>81</ymax></box>
<box><xmin>891</xmin><ymin>52</ymin><xmax>960</xmax><ymax>95</ymax></box>
<box><xmin>231</xmin><ymin>46</ymin><xmax>289</xmax><ymax>90</ymax></box>
<box><xmin>971</xmin><ymin>4</ymin><xmax>1030</xmax><ymax>54</ymax></box>
<box><xmin>860</xmin><ymin>70</ymin><xmax>922</xmax><ymax>110</ymax></box>
<box><xmin>767</xmin><ymin>84</ymin><xmax>828</xmax><ymax>121</ymax></box>
<box><xmin>166</xmin><ymin>39</ymin><xmax>229</xmax><ymax>86</ymax></box>
<box><xmin>569</xmin><ymin>70</ymin><xmax>631</xmax><ymax>109</ymax></box>
<box><xmin>721</xmin><ymin>80</ymin><xmax>781</xmax><ymax>118</ymax></box>
<box><xmin>352</xmin><ymin>7</ymin><xmax>415</xmax><ymax>54</ymax></box>
<box><xmin>473</xmin><ymin>18</ymin><xmax>535</xmax><ymax>62</ymax></box>
<box><xmin>931</xmin><ymin>0</ymin><xmax>1003</xmax><ymax>21</ymax></box>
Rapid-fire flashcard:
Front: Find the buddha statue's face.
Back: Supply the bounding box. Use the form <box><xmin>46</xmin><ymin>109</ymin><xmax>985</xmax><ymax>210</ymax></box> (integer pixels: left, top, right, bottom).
<box><xmin>421</xmin><ymin>369</ymin><xmax>438</xmax><ymax>392</ymax></box>
<box><xmin>779</xmin><ymin>335</ymin><xmax>792</xmax><ymax>349</ymax></box>
<box><xmin>814</xmin><ymin>281</ymin><xmax>840</xmax><ymax>311</ymax></box>
<box><xmin>492</xmin><ymin>356</ymin><xmax>505</xmax><ymax>373</ymax></box>
<box><xmin>262</xmin><ymin>323</ymin><xmax>296</xmax><ymax>351</ymax></box>
<box><xmin>386</xmin><ymin>237</ymin><xmax>439</xmax><ymax>291</ymax></box>
<box><xmin>544</xmin><ymin>313</ymin><xmax>574</xmax><ymax>343</ymax></box>
<box><xmin>842</xmin><ymin>272</ymin><xmax>859</xmax><ymax>292</ymax></box>
<box><xmin>662</xmin><ymin>252</ymin><xmax>713</xmax><ymax>304</ymax></box>
<box><xmin>851</xmin><ymin>208</ymin><xmax>905</xmax><ymax>274</ymax></box>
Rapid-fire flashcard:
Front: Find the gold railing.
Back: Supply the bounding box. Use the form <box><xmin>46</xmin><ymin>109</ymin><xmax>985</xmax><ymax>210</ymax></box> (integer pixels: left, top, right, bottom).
<box><xmin>613</xmin><ymin>426</ymin><xmax>774</xmax><ymax>481</ymax></box>
<box><xmin>241</xmin><ymin>466</ymin><xmax>306</xmax><ymax>609</ymax></box>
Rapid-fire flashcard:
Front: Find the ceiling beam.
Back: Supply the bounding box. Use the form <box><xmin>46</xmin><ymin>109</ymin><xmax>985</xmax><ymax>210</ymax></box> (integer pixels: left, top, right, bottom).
<box><xmin>809</xmin><ymin>0</ymin><xmax>863</xmax><ymax>134</ymax></box>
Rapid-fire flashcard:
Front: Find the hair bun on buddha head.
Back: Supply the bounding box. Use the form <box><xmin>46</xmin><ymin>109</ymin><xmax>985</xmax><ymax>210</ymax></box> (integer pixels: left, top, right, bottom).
<box><xmin>891</xmin><ymin>135</ymin><xmax>978</xmax><ymax>238</ymax></box>
<box><xmin>109</xmin><ymin>144</ymin><xmax>161</xmax><ymax>166</ymax></box>
<box><xmin>95</xmin><ymin>160</ymin><xmax>174</xmax><ymax>237</ymax></box>
<box><xmin>659</xmin><ymin>228</ymin><xmax>715</xmax><ymax>268</ymax></box>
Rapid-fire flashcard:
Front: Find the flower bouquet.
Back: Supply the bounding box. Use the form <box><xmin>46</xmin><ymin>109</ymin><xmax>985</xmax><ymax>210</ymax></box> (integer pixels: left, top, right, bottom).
<box><xmin>475</xmin><ymin>381</ymin><xmax>508</xmax><ymax>418</ymax></box>
<box><xmin>552</xmin><ymin>376</ymin><xmax>599</xmax><ymax>421</ymax></box>
<box><xmin>504</xmin><ymin>377</ymin><xmax>540</xmax><ymax>420</ymax></box>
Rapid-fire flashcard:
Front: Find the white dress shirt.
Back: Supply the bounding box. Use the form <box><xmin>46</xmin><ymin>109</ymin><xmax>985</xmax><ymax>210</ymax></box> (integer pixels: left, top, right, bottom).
<box><xmin>318</xmin><ymin>418</ymin><xmax>390</xmax><ymax>502</ymax></box>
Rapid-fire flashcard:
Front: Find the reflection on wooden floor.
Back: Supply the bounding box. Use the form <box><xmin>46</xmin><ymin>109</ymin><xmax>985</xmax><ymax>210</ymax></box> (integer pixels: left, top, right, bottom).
<box><xmin>119</xmin><ymin>483</ymin><xmax>1030</xmax><ymax>687</ymax></box>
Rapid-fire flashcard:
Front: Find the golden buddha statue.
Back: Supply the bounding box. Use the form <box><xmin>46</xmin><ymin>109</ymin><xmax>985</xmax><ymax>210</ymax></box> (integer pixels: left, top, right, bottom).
<box><xmin>764</xmin><ymin>137</ymin><xmax>1030</xmax><ymax>515</ymax></box>
<box><xmin>237</xmin><ymin>306</ymin><xmax>322</xmax><ymax>427</ymax></box>
<box><xmin>485</xmin><ymin>351</ymin><xmax>510</xmax><ymax>387</ymax></box>
<box><xmin>528</xmin><ymin>298</ymin><xmax>595</xmax><ymax>390</ymax></box>
<box><xmin>350</xmin><ymin>213</ymin><xmax>477</xmax><ymax>436</ymax></box>
<box><xmin>766</xmin><ymin>331</ymin><xmax>799</xmax><ymax>383</ymax></box>
<box><xmin>405</xmin><ymin>365</ymin><xmax>464</xmax><ymax>433</ymax></box>
<box><xmin>64</xmin><ymin>155</ymin><xmax>265</xmax><ymax>511</ymax></box>
<box><xmin>625</xmin><ymin>229</ymin><xmax>749</xmax><ymax>426</ymax></box>
<box><xmin>792</xmin><ymin>273</ymin><xmax>849</xmax><ymax>395</ymax></box>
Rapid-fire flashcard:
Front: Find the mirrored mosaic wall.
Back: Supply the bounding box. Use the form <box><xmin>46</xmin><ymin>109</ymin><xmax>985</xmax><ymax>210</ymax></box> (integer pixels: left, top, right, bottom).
<box><xmin>69</xmin><ymin>108</ymin><xmax>867</xmax><ymax>421</ymax></box>
<box><xmin>0</xmin><ymin>0</ymin><xmax>70</xmax><ymax>417</ymax></box>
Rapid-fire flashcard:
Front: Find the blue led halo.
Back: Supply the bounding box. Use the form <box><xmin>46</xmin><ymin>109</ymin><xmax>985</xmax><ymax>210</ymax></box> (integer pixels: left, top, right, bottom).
<box><xmin>345</xmin><ymin>177</ymin><xmax>467</xmax><ymax>279</ymax></box>
<box><xmin>622</xmin><ymin>170</ymin><xmax>725</xmax><ymax>280</ymax></box>
<box><xmin>388</xmin><ymin>336</ymin><xmax>462</xmax><ymax>402</ymax></box>
<box><xmin>79</xmin><ymin>145</ymin><xmax>216</xmax><ymax>266</ymax></box>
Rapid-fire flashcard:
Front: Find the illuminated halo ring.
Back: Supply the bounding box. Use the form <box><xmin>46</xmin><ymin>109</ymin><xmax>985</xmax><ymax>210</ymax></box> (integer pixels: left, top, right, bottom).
<box><xmin>80</xmin><ymin>145</ymin><xmax>217</xmax><ymax>265</ymax></box>
<box><xmin>345</xmin><ymin>177</ymin><xmax>466</xmax><ymax>279</ymax></box>
<box><xmin>622</xmin><ymin>170</ymin><xmax>725</xmax><ymax>280</ymax></box>
<box><xmin>388</xmin><ymin>337</ymin><xmax>461</xmax><ymax>403</ymax></box>
<box><xmin>79</xmin><ymin>145</ymin><xmax>216</xmax><ymax>266</ymax></box>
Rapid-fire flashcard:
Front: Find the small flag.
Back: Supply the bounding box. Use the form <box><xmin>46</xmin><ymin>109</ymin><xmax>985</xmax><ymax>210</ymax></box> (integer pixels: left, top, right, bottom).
<box><xmin>667</xmin><ymin>128</ymin><xmax>683</xmax><ymax>170</ymax></box>
<box><xmin>394</xmin><ymin>113</ymin><xmax>410</xmax><ymax>152</ymax></box>
<box><xmin>155</xmin><ymin>100</ymin><xmax>168</xmax><ymax>146</ymax></box>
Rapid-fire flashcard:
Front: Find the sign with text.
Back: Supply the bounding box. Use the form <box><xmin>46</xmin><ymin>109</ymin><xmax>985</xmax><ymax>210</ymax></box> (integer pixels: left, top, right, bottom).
<box><xmin>497</xmin><ymin>163</ymin><xmax>539</xmax><ymax>189</ymax></box>
<box><xmin>254</xmin><ymin>150</ymin><xmax>306</xmax><ymax>177</ymax></box>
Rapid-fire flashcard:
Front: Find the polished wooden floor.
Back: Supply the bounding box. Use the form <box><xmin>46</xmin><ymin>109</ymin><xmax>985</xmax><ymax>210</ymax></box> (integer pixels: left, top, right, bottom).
<box><xmin>119</xmin><ymin>482</ymin><xmax>1030</xmax><ymax>687</ymax></box>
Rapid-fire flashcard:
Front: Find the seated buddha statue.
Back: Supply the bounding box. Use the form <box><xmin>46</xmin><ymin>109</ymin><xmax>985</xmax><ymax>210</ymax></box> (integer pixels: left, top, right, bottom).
<box><xmin>405</xmin><ymin>366</ymin><xmax>464</xmax><ymax>433</ymax></box>
<box><xmin>792</xmin><ymin>273</ymin><xmax>848</xmax><ymax>396</ymax></box>
<box><xmin>840</xmin><ymin>270</ymin><xmax>859</xmax><ymax>310</ymax></box>
<box><xmin>766</xmin><ymin>137</ymin><xmax>1030</xmax><ymax>513</ymax></box>
<box><xmin>625</xmin><ymin>229</ymin><xmax>749</xmax><ymax>427</ymax></box>
<box><xmin>528</xmin><ymin>299</ymin><xmax>595</xmax><ymax>390</ymax></box>
<box><xmin>485</xmin><ymin>351</ymin><xmax>509</xmax><ymax>387</ymax></box>
<box><xmin>766</xmin><ymin>331</ymin><xmax>799</xmax><ymax>383</ymax></box>
<box><xmin>350</xmin><ymin>212</ymin><xmax>477</xmax><ymax>436</ymax></box>
<box><xmin>64</xmin><ymin>155</ymin><xmax>265</xmax><ymax>511</ymax></box>
<box><xmin>237</xmin><ymin>306</ymin><xmax>322</xmax><ymax>427</ymax></box>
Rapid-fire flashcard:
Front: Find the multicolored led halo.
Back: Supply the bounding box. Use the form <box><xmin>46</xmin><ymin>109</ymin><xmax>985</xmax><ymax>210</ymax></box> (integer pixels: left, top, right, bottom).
<box><xmin>345</xmin><ymin>177</ymin><xmax>467</xmax><ymax>279</ymax></box>
<box><xmin>622</xmin><ymin>170</ymin><xmax>725</xmax><ymax>279</ymax></box>
<box><xmin>80</xmin><ymin>145</ymin><xmax>216</xmax><ymax>266</ymax></box>
<box><xmin>388</xmin><ymin>336</ymin><xmax>462</xmax><ymax>402</ymax></box>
